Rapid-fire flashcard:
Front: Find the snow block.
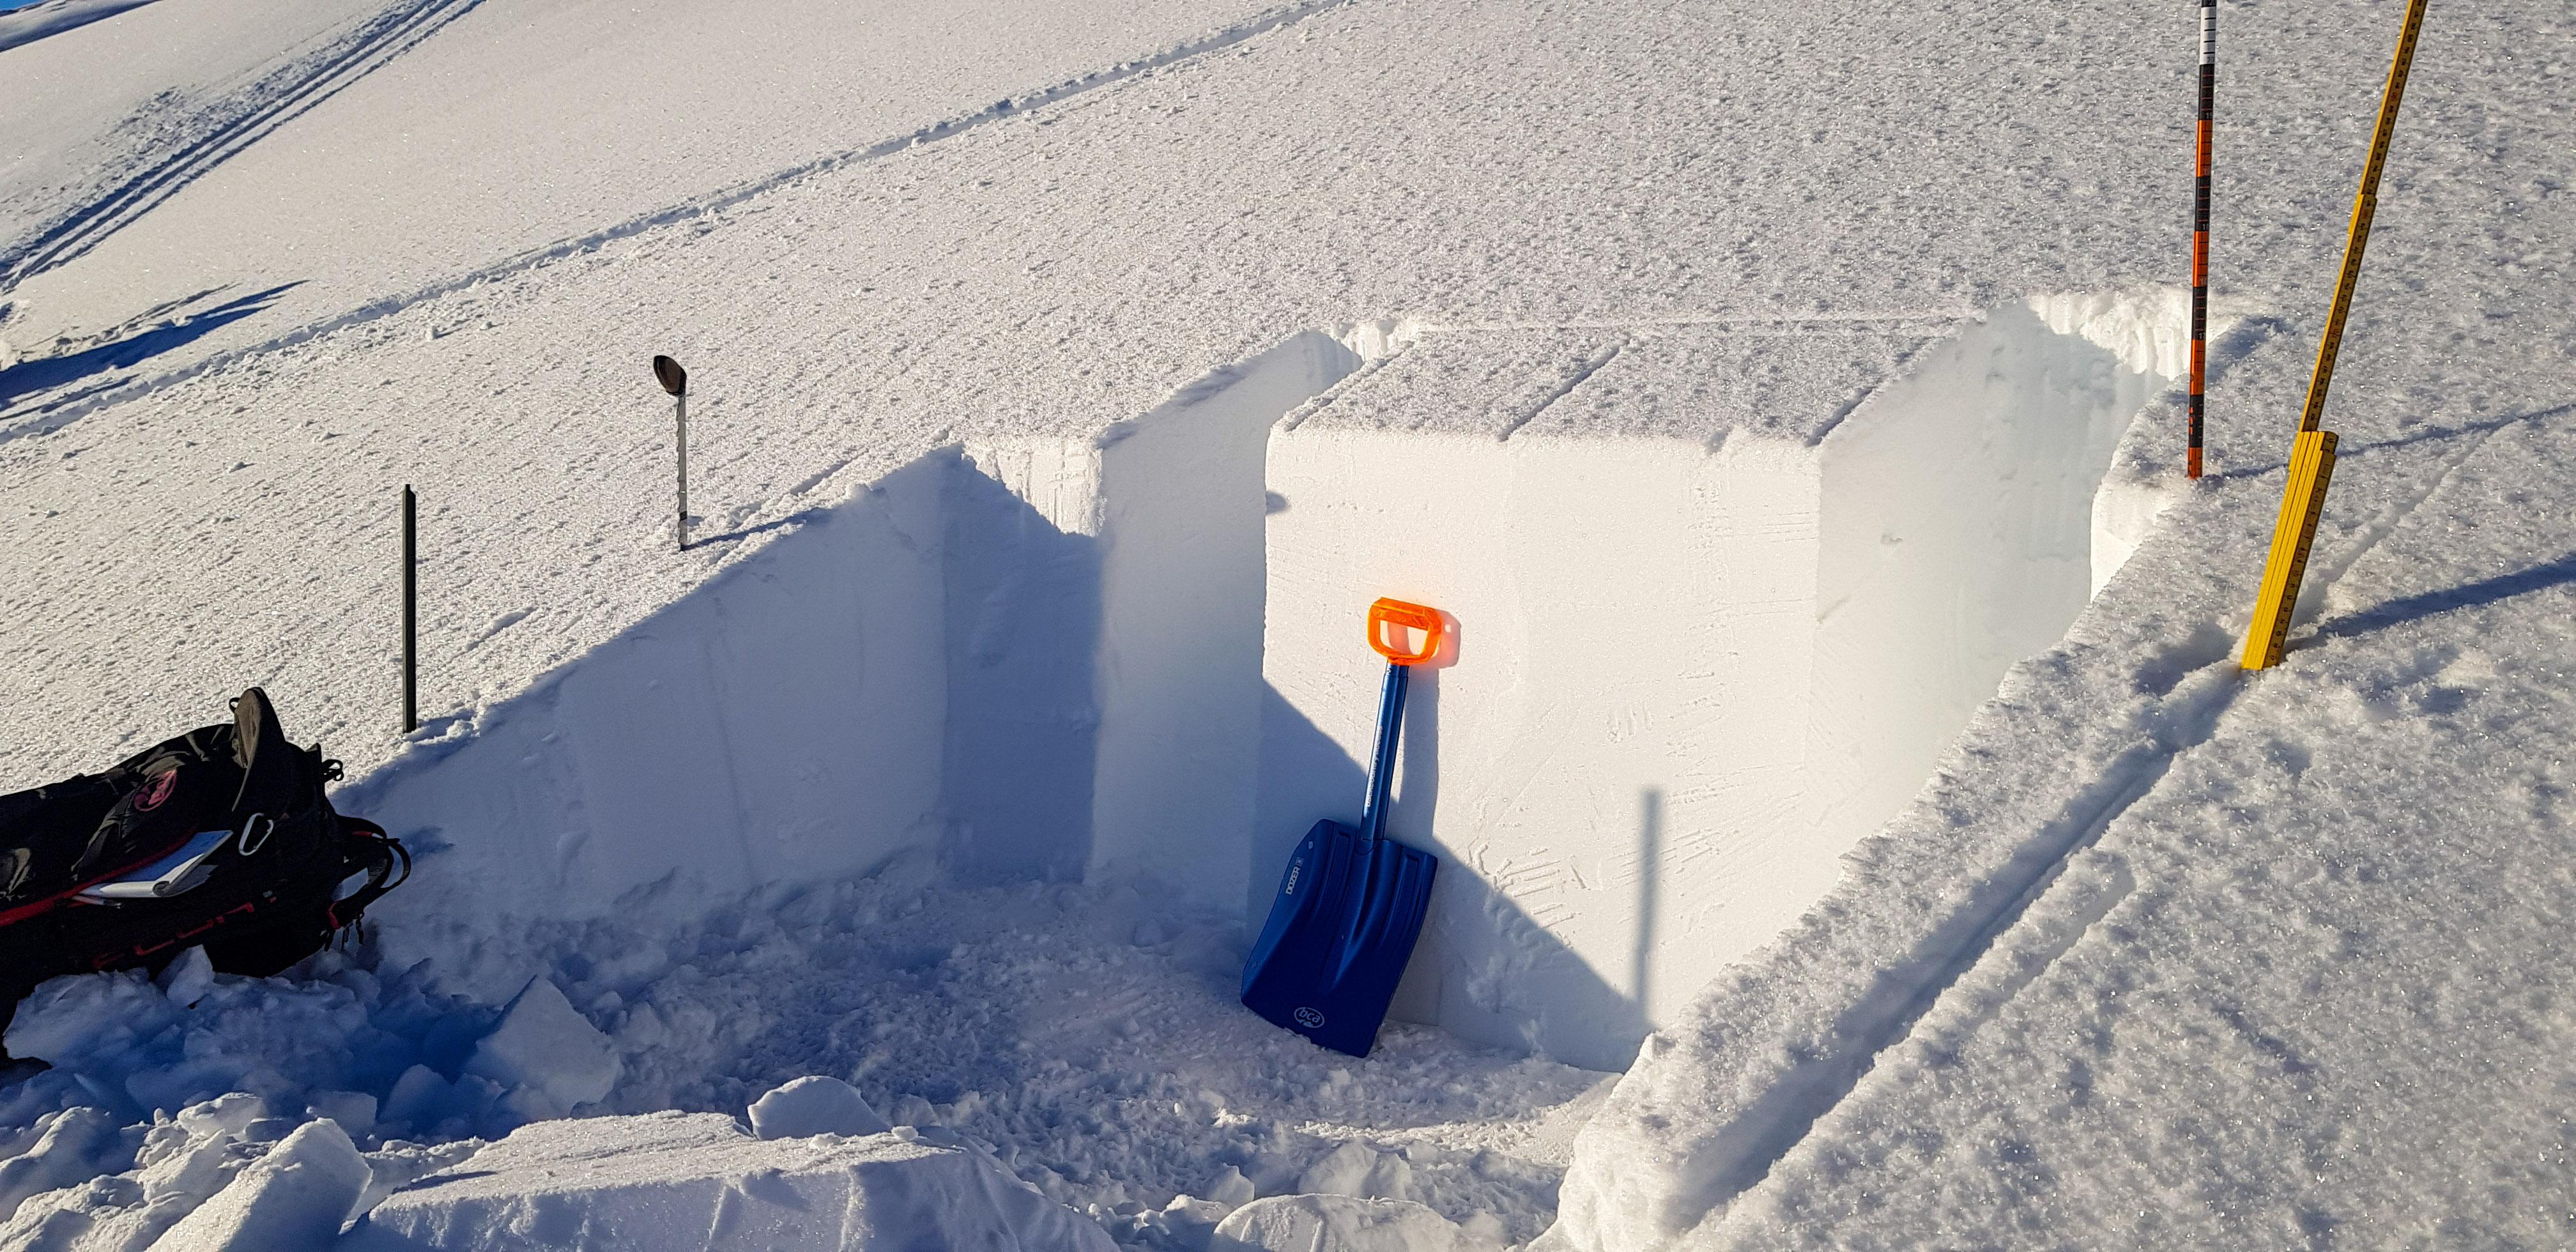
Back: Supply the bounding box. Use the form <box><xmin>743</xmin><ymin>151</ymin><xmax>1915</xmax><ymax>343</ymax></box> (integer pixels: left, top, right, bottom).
<box><xmin>460</xmin><ymin>978</ymin><xmax>619</xmax><ymax>1118</ymax></box>
<box><xmin>337</xmin><ymin>1111</ymin><xmax>1116</xmax><ymax>1251</ymax></box>
<box><xmin>148</xmin><ymin>1118</ymin><xmax>371</xmax><ymax>1251</ymax></box>
<box><xmin>0</xmin><ymin>1094</ymin><xmax>286</xmax><ymax>1249</ymax></box>
<box><xmin>1297</xmin><ymin>1140</ymin><xmax>1413</xmax><ymax>1201</ymax></box>
<box><xmin>4</xmin><ymin>968</ymin><xmax>172</xmax><ymax>1065</ymax></box>
<box><xmin>747</xmin><ymin>1075</ymin><xmax>891</xmax><ymax>1140</ymax></box>
<box><xmin>947</xmin><ymin>329</ymin><xmax>1362</xmax><ymax>897</ymax></box>
<box><xmin>1257</xmin><ymin>312</ymin><xmax>2156</xmax><ymax>1069</ymax></box>
<box><xmin>155</xmin><ymin>946</ymin><xmax>215</xmax><ymax>1009</ymax></box>
<box><xmin>1211</xmin><ymin>1194</ymin><xmax>1485</xmax><ymax>1251</ymax></box>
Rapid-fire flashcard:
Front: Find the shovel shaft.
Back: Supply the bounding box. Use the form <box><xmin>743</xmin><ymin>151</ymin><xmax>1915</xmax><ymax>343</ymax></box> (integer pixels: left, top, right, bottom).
<box><xmin>1358</xmin><ymin>660</ymin><xmax>1409</xmax><ymax>843</ymax></box>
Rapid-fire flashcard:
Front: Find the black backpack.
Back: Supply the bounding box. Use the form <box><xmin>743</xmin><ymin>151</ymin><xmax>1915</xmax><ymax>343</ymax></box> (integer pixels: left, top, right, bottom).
<box><xmin>1</xmin><ymin>689</ymin><xmax>408</xmax><ymax>1055</ymax></box>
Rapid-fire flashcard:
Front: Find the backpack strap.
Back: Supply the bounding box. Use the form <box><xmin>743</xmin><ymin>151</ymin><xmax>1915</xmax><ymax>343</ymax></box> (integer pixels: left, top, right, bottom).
<box><xmin>322</xmin><ymin>818</ymin><xmax>411</xmax><ymax>936</ymax></box>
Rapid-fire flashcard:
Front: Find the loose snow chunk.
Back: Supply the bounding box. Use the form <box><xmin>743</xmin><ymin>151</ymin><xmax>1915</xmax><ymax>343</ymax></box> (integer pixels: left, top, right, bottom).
<box><xmin>1296</xmin><ymin>1141</ymin><xmax>1413</xmax><ymax>1201</ymax></box>
<box><xmin>1204</xmin><ymin>1164</ymin><xmax>1258</xmax><ymax>1206</ymax></box>
<box><xmin>148</xmin><ymin>1118</ymin><xmax>370</xmax><ymax>1251</ymax></box>
<box><xmin>1211</xmin><ymin>1195</ymin><xmax>1489</xmax><ymax>1251</ymax></box>
<box><xmin>304</xmin><ymin>1091</ymin><xmax>378</xmax><ymax>1140</ymax></box>
<box><xmin>154</xmin><ymin>947</ymin><xmax>216</xmax><ymax>1009</ymax></box>
<box><xmin>338</xmin><ymin>1111</ymin><xmax>1116</xmax><ymax>1251</ymax></box>
<box><xmin>747</xmin><ymin>1075</ymin><xmax>891</xmax><ymax>1140</ymax></box>
<box><xmin>3</xmin><ymin>970</ymin><xmax>172</xmax><ymax>1063</ymax></box>
<box><xmin>0</xmin><ymin>1106</ymin><xmax>131</xmax><ymax>1223</ymax></box>
<box><xmin>459</xmin><ymin>978</ymin><xmax>619</xmax><ymax>1118</ymax></box>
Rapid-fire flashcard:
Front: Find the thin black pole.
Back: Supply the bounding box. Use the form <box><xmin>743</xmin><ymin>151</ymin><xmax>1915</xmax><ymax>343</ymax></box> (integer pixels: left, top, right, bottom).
<box><xmin>402</xmin><ymin>485</ymin><xmax>417</xmax><ymax>735</ymax></box>
<box><xmin>653</xmin><ymin>355</ymin><xmax>690</xmax><ymax>553</ymax></box>
<box><xmin>675</xmin><ymin>392</ymin><xmax>688</xmax><ymax>551</ymax></box>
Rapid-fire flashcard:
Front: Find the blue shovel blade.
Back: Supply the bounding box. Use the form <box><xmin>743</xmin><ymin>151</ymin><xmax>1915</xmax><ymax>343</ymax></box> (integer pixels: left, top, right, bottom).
<box><xmin>1241</xmin><ymin>817</ymin><xmax>1439</xmax><ymax>1057</ymax></box>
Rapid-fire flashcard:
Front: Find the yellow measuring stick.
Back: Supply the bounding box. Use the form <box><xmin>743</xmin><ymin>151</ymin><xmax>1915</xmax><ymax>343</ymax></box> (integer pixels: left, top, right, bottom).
<box><xmin>2244</xmin><ymin>431</ymin><xmax>2340</xmax><ymax>668</ymax></box>
<box><xmin>2241</xmin><ymin>0</ymin><xmax>2428</xmax><ymax>669</ymax></box>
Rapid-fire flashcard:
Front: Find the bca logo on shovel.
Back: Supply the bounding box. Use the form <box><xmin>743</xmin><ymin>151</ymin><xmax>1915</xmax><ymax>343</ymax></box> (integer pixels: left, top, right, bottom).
<box><xmin>1292</xmin><ymin>1007</ymin><xmax>1326</xmax><ymax>1030</ymax></box>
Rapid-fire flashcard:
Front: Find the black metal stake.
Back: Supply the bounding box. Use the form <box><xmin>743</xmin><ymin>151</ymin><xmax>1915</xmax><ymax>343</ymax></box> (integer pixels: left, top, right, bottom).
<box><xmin>402</xmin><ymin>484</ymin><xmax>417</xmax><ymax>735</ymax></box>
<box><xmin>653</xmin><ymin>355</ymin><xmax>689</xmax><ymax>551</ymax></box>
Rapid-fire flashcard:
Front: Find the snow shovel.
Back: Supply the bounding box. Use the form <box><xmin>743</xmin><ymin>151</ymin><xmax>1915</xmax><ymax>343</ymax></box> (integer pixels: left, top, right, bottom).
<box><xmin>1241</xmin><ymin>597</ymin><xmax>1443</xmax><ymax>1057</ymax></box>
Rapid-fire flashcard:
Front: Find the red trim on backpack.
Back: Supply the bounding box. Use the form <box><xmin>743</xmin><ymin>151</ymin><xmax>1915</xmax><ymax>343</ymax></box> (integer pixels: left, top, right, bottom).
<box><xmin>0</xmin><ymin>834</ymin><xmax>206</xmax><ymax>928</ymax></box>
<box><xmin>80</xmin><ymin>899</ymin><xmax>263</xmax><ymax>972</ymax></box>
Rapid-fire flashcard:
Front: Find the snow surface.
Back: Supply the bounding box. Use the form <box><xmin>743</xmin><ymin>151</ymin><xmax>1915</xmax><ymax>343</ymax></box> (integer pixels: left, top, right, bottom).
<box><xmin>3</xmin><ymin>0</ymin><xmax>2573</xmax><ymax>1244</ymax></box>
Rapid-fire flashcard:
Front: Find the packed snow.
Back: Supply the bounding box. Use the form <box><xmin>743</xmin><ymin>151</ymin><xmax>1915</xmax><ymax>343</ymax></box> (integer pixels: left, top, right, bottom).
<box><xmin>4</xmin><ymin>0</ymin><xmax>2573</xmax><ymax>1246</ymax></box>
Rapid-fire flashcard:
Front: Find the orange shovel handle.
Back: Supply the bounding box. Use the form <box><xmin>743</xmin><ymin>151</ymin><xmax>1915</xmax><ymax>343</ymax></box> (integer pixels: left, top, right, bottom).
<box><xmin>1366</xmin><ymin>598</ymin><xmax>1445</xmax><ymax>664</ymax></box>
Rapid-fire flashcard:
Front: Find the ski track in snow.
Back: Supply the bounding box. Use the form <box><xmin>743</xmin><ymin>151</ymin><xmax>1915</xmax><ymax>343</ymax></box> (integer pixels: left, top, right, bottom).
<box><xmin>1683</xmin><ymin>409</ymin><xmax>2576</xmax><ymax>1249</ymax></box>
<box><xmin>1614</xmin><ymin>408</ymin><xmax>2532</xmax><ymax>1230</ymax></box>
<box><xmin>0</xmin><ymin>0</ymin><xmax>162</xmax><ymax>56</ymax></box>
<box><xmin>0</xmin><ymin>0</ymin><xmax>1351</xmax><ymax>442</ymax></box>
<box><xmin>0</xmin><ymin>0</ymin><xmax>491</xmax><ymax>288</ymax></box>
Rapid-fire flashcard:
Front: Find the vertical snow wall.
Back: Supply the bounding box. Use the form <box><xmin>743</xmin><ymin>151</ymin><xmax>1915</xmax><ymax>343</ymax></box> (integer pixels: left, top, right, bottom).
<box><xmin>358</xmin><ymin>309</ymin><xmax>2158</xmax><ymax>1046</ymax></box>
<box><xmin>1259</xmin><ymin>307</ymin><xmax>2159</xmax><ymax>1071</ymax></box>
<box><xmin>356</xmin><ymin>332</ymin><xmax>1361</xmax><ymax>995</ymax></box>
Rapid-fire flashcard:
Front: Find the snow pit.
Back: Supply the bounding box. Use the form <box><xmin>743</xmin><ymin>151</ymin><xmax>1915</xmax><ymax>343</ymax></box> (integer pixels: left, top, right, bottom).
<box><xmin>1255</xmin><ymin>308</ymin><xmax>2162</xmax><ymax>1070</ymax></box>
<box><xmin>337</xmin><ymin>328</ymin><xmax>1361</xmax><ymax>981</ymax></box>
<box><xmin>337</xmin><ymin>1110</ymin><xmax>1115</xmax><ymax>1251</ymax></box>
<box><xmin>0</xmin><ymin>305</ymin><xmax>2168</xmax><ymax>1248</ymax></box>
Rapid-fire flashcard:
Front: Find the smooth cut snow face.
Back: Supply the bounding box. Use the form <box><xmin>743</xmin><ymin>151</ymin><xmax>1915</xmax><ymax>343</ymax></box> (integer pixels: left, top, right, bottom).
<box><xmin>1256</xmin><ymin>308</ymin><xmax>2158</xmax><ymax>1071</ymax></box>
<box><xmin>332</xmin><ymin>330</ymin><xmax>1358</xmax><ymax>959</ymax></box>
<box><xmin>340</xmin><ymin>457</ymin><xmax>952</xmax><ymax>934</ymax></box>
